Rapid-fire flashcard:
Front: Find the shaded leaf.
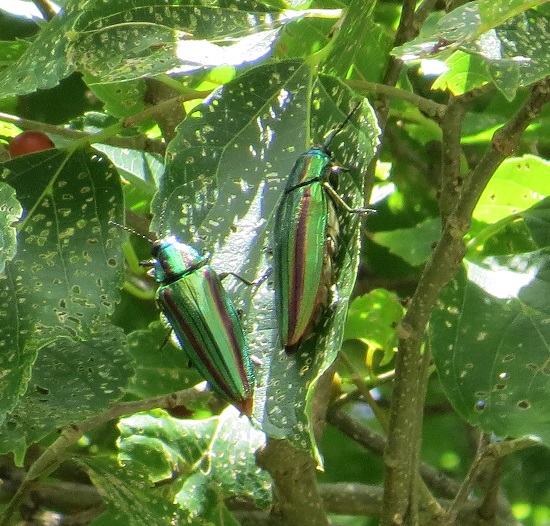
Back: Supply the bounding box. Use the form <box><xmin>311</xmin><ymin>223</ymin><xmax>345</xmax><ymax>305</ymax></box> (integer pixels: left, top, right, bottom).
<box><xmin>431</xmin><ymin>198</ymin><xmax>550</xmax><ymax>445</ymax></box>
<box><xmin>126</xmin><ymin>321</ymin><xmax>202</xmax><ymax>399</ymax></box>
<box><xmin>373</xmin><ymin>217</ymin><xmax>441</xmax><ymax>267</ymax></box>
<box><xmin>0</xmin><ymin>324</ymin><xmax>132</xmax><ymax>463</ymax></box>
<box><xmin>80</xmin><ymin>455</ymin><xmax>184</xmax><ymax>525</ymax></box>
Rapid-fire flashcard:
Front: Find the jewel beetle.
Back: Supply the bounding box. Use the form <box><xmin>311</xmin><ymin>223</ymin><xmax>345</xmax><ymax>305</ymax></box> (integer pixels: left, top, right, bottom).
<box><xmin>113</xmin><ymin>224</ymin><xmax>256</xmax><ymax>416</ymax></box>
<box><xmin>273</xmin><ymin>101</ymin><xmax>372</xmax><ymax>353</ymax></box>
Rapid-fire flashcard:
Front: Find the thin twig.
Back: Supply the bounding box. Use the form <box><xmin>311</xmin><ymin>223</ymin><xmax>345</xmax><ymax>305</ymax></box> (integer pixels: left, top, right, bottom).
<box><xmin>439</xmin><ymin>95</ymin><xmax>468</xmax><ymax>223</ymax></box>
<box><xmin>339</xmin><ymin>351</ymin><xmax>390</xmax><ymax>431</ymax></box>
<box><xmin>445</xmin><ymin>432</ymin><xmax>492</xmax><ymax>524</ymax></box>
<box><xmin>32</xmin><ymin>0</ymin><xmax>57</xmax><ymax>20</ymax></box>
<box><xmin>411</xmin><ymin>342</ymin><xmax>445</xmax><ymax>522</ymax></box>
<box><xmin>347</xmin><ymin>80</ymin><xmax>446</xmax><ymax>120</ymax></box>
<box><xmin>0</xmin><ymin>112</ymin><xmax>165</xmax><ymax>155</ymax></box>
<box><xmin>326</xmin><ymin>408</ymin><xmax>461</xmax><ymax>500</ymax></box>
<box><xmin>477</xmin><ymin>456</ymin><xmax>506</xmax><ymax>522</ymax></box>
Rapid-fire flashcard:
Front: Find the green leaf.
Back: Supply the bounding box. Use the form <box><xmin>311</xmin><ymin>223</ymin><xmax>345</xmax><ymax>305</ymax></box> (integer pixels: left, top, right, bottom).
<box><xmin>0</xmin><ymin>39</ymin><xmax>30</xmax><ymax>66</ymax></box>
<box><xmin>65</xmin><ymin>3</ymin><xmax>315</xmax><ymax>83</ymax></box>
<box><xmin>473</xmin><ymin>155</ymin><xmax>550</xmax><ymax>224</ymax></box>
<box><xmin>0</xmin><ymin>323</ymin><xmax>132</xmax><ymax>463</ymax></box>
<box><xmin>118</xmin><ymin>408</ymin><xmax>271</xmax><ymax>521</ymax></box>
<box><xmin>0</xmin><ymin>147</ymin><xmax>129</xmax><ymax>459</ymax></box>
<box><xmin>478</xmin><ymin>0</ymin><xmax>549</xmax><ymax>31</ymax></box>
<box><xmin>344</xmin><ymin>290</ymin><xmax>404</xmax><ymax>354</ymax></box>
<box><xmin>84</xmin><ymin>76</ymin><xmax>147</xmax><ymax>118</ymax></box>
<box><xmin>373</xmin><ymin>217</ymin><xmax>441</xmax><ymax>267</ymax></box>
<box><xmin>462</xmin><ymin>10</ymin><xmax>550</xmax><ymax>100</ymax></box>
<box><xmin>324</xmin><ymin>0</ymin><xmax>390</xmax><ymax>84</ymax></box>
<box><xmin>431</xmin><ymin>198</ymin><xmax>550</xmax><ymax>445</ymax></box>
<box><xmin>126</xmin><ymin>321</ymin><xmax>202</xmax><ymax>399</ymax></box>
<box><xmin>431</xmin><ymin>50</ymin><xmax>492</xmax><ymax>95</ymax></box>
<box><xmin>521</xmin><ymin>198</ymin><xmax>550</xmax><ymax>248</ymax></box>
<box><xmin>80</xmin><ymin>455</ymin><xmax>185</xmax><ymax>526</ymax></box>
<box><xmin>150</xmin><ymin>60</ymin><xmax>380</xmax><ymax>459</ymax></box>
<box><xmin>394</xmin><ymin>4</ymin><xmax>550</xmax><ymax>99</ymax></box>
<box><xmin>0</xmin><ymin>4</ymin><xmax>77</xmax><ymax>98</ymax></box>
<box><xmin>0</xmin><ymin>182</ymin><xmax>22</xmax><ymax>273</ymax></box>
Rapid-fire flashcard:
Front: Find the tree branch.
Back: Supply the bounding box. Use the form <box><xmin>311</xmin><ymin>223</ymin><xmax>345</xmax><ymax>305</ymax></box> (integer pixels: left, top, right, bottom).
<box><xmin>381</xmin><ymin>76</ymin><xmax>550</xmax><ymax>526</ymax></box>
<box><xmin>256</xmin><ymin>439</ymin><xmax>330</xmax><ymax>526</ymax></box>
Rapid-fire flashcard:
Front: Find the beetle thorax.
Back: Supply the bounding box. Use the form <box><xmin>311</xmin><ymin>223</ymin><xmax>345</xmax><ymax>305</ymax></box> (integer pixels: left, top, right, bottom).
<box><xmin>152</xmin><ymin>236</ymin><xmax>207</xmax><ymax>283</ymax></box>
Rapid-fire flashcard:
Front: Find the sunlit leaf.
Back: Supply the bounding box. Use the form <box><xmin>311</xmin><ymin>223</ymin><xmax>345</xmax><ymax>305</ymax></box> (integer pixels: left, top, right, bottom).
<box><xmin>150</xmin><ymin>60</ymin><xmax>380</xmax><ymax>459</ymax></box>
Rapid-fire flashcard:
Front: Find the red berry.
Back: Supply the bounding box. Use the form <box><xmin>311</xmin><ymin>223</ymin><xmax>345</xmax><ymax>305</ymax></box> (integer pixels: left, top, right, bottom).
<box><xmin>9</xmin><ymin>131</ymin><xmax>55</xmax><ymax>157</ymax></box>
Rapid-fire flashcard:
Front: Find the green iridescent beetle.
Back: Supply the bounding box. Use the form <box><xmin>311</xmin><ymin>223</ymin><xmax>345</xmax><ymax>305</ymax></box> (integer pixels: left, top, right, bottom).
<box><xmin>274</xmin><ymin>102</ymin><xmax>372</xmax><ymax>353</ymax></box>
<box><xmin>112</xmin><ymin>222</ymin><xmax>257</xmax><ymax>417</ymax></box>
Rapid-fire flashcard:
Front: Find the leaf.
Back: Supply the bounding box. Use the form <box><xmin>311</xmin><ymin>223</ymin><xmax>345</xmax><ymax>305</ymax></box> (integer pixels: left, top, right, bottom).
<box><xmin>344</xmin><ymin>290</ymin><xmax>404</xmax><ymax>360</ymax></box>
<box><xmin>126</xmin><ymin>321</ymin><xmax>202</xmax><ymax>399</ymax></box>
<box><xmin>394</xmin><ymin>4</ymin><xmax>550</xmax><ymax>99</ymax></box>
<box><xmin>323</xmin><ymin>0</ymin><xmax>390</xmax><ymax>84</ymax></box>
<box><xmin>84</xmin><ymin>76</ymin><xmax>147</xmax><ymax>118</ymax></box>
<box><xmin>80</xmin><ymin>455</ymin><xmax>185</xmax><ymax>526</ymax></box>
<box><xmin>0</xmin><ymin>323</ymin><xmax>132</xmax><ymax>463</ymax></box>
<box><xmin>373</xmin><ymin>217</ymin><xmax>441</xmax><ymax>267</ymax></box>
<box><xmin>473</xmin><ymin>155</ymin><xmax>550</xmax><ymax>224</ymax></box>
<box><xmin>0</xmin><ymin>40</ymin><xmax>30</xmax><ymax>65</ymax></box>
<box><xmin>431</xmin><ymin>198</ymin><xmax>550</xmax><ymax>445</ymax></box>
<box><xmin>0</xmin><ymin>182</ymin><xmax>22</xmax><ymax>273</ymax></box>
<box><xmin>431</xmin><ymin>50</ymin><xmax>492</xmax><ymax>95</ymax></box>
<box><xmin>0</xmin><ymin>147</ymin><xmax>129</xmax><ymax>459</ymax></box>
<box><xmin>478</xmin><ymin>0</ymin><xmax>549</xmax><ymax>32</ymax></box>
<box><xmin>0</xmin><ymin>4</ymin><xmax>77</xmax><ymax>98</ymax></box>
<box><xmin>461</xmin><ymin>10</ymin><xmax>550</xmax><ymax>100</ymax></box>
<box><xmin>65</xmin><ymin>3</ymin><xmax>316</xmax><ymax>83</ymax></box>
<box><xmin>150</xmin><ymin>60</ymin><xmax>380</xmax><ymax>459</ymax></box>
<box><xmin>118</xmin><ymin>407</ymin><xmax>271</xmax><ymax>521</ymax></box>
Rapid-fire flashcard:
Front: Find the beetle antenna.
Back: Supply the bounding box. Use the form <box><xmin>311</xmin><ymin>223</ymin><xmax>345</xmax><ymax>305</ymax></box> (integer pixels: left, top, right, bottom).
<box><xmin>324</xmin><ymin>100</ymin><xmax>363</xmax><ymax>149</ymax></box>
<box><xmin>109</xmin><ymin>220</ymin><xmax>154</xmax><ymax>244</ymax></box>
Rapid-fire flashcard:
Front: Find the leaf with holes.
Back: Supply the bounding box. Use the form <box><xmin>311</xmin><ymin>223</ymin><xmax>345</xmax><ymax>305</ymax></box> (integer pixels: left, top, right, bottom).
<box><xmin>478</xmin><ymin>0</ymin><xmax>549</xmax><ymax>33</ymax></box>
<box><xmin>0</xmin><ymin>183</ymin><xmax>22</xmax><ymax>273</ymax></box>
<box><xmin>0</xmin><ymin>147</ymin><xmax>130</xmax><ymax>460</ymax></box>
<box><xmin>150</xmin><ymin>60</ymin><xmax>380</xmax><ymax>459</ymax></box>
<box><xmin>473</xmin><ymin>155</ymin><xmax>550</xmax><ymax>224</ymax></box>
<box><xmin>431</xmin><ymin>197</ymin><xmax>550</xmax><ymax>445</ymax></box>
<box><xmin>0</xmin><ymin>324</ymin><xmax>132</xmax><ymax>463</ymax></box>
<box><xmin>65</xmin><ymin>2</ymin><xmax>321</xmax><ymax>83</ymax></box>
<box><xmin>79</xmin><ymin>455</ymin><xmax>185</xmax><ymax>526</ymax></box>
<box><xmin>0</xmin><ymin>1</ymin><xmax>79</xmax><ymax>98</ymax></box>
<box><xmin>394</xmin><ymin>5</ymin><xmax>550</xmax><ymax>99</ymax></box>
<box><xmin>118</xmin><ymin>407</ymin><xmax>270</xmax><ymax>521</ymax></box>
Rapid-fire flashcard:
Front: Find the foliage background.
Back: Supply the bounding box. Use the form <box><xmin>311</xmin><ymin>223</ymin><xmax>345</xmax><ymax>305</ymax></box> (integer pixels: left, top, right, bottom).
<box><xmin>0</xmin><ymin>0</ymin><xmax>549</xmax><ymax>525</ymax></box>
